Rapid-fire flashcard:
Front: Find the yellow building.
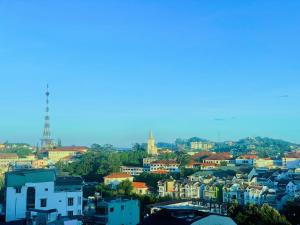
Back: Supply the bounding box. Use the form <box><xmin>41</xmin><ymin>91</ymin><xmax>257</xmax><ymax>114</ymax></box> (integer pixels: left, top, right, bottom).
<box><xmin>0</xmin><ymin>153</ymin><xmax>19</xmax><ymax>168</ymax></box>
<box><xmin>48</xmin><ymin>146</ymin><xmax>88</xmax><ymax>162</ymax></box>
<box><xmin>32</xmin><ymin>159</ymin><xmax>48</xmax><ymax>168</ymax></box>
<box><xmin>132</xmin><ymin>182</ymin><xmax>149</xmax><ymax>195</ymax></box>
<box><xmin>104</xmin><ymin>173</ymin><xmax>134</xmax><ymax>186</ymax></box>
<box><xmin>190</xmin><ymin>141</ymin><xmax>214</xmax><ymax>151</ymax></box>
<box><xmin>254</xmin><ymin>158</ymin><xmax>274</xmax><ymax>168</ymax></box>
<box><xmin>147</xmin><ymin>131</ymin><xmax>158</xmax><ymax>155</ymax></box>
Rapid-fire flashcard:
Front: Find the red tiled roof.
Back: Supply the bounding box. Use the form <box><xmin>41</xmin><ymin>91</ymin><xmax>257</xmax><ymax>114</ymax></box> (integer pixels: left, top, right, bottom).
<box><xmin>151</xmin><ymin>170</ymin><xmax>168</xmax><ymax>174</ymax></box>
<box><xmin>50</xmin><ymin>146</ymin><xmax>88</xmax><ymax>152</ymax></box>
<box><xmin>204</xmin><ymin>152</ymin><xmax>232</xmax><ymax>161</ymax></box>
<box><xmin>132</xmin><ymin>182</ymin><xmax>148</xmax><ymax>189</ymax></box>
<box><xmin>192</xmin><ymin>151</ymin><xmax>213</xmax><ymax>159</ymax></box>
<box><xmin>104</xmin><ymin>173</ymin><xmax>133</xmax><ymax>179</ymax></box>
<box><xmin>0</xmin><ymin>153</ymin><xmax>19</xmax><ymax>159</ymax></box>
<box><xmin>239</xmin><ymin>154</ymin><xmax>257</xmax><ymax>159</ymax></box>
<box><xmin>285</xmin><ymin>151</ymin><xmax>300</xmax><ymax>158</ymax></box>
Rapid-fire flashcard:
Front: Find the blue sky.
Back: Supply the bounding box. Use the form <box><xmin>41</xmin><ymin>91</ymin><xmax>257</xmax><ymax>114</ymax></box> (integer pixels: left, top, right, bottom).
<box><xmin>0</xmin><ymin>0</ymin><xmax>300</xmax><ymax>146</ymax></box>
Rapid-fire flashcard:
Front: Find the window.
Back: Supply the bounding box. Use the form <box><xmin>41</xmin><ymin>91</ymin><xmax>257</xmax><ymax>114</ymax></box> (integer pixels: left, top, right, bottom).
<box><xmin>110</xmin><ymin>207</ymin><xmax>114</xmax><ymax>212</ymax></box>
<box><xmin>40</xmin><ymin>198</ymin><xmax>47</xmax><ymax>207</ymax></box>
<box><xmin>77</xmin><ymin>196</ymin><xmax>82</xmax><ymax>205</ymax></box>
<box><xmin>45</xmin><ymin>188</ymin><xmax>48</xmax><ymax>191</ymax></box>
<box><xmin>121</xmin><ymin>205</ymin><xmax>124</xmax><ymax>210</ymax></box>
<box><xmin>77</xmin><ymin>209</ymin><xmax>81</xmax><ymax>215</ymax></box>
<box><xmin>16</xmin><ymin>187</ymin><xmax>21</xmax><ymax>193</ymax></box>
<box><xmin>68</xmin><ymin>197</ymin><xmax>74</xmax><ymax>206</ymax></box>
<box><xmin>67</xmin><ymin>211</ymin><xmax>73</xmax><ymax>217</ymax></box>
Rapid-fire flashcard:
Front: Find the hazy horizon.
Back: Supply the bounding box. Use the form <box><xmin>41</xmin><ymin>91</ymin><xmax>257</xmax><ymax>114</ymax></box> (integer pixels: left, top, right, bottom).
<box><xmin>1</xmin><ymin>1</ymin><xmax>300</xmax><ymax>146</ymax></box>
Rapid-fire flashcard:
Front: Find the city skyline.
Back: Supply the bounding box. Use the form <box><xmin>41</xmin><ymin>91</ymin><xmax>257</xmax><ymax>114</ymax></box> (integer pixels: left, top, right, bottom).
<box><xmin>1</xmin><ymin>1</ymin><xmax>300</xmax><ymax>146</ymax></box>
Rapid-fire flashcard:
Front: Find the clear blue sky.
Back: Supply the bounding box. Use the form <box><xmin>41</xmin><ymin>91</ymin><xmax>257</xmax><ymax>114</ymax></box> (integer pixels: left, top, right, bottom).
<box><xmin>1</xmin><ymin>0</ymin><xmax>300</xmax><ymax>147</ymax></box>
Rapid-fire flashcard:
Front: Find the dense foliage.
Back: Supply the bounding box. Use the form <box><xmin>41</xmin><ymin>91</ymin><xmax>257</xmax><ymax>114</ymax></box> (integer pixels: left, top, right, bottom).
<box><xmin>227</xmin><ymin>203</ymin><xmax>292</xmax><ymax>225</ymax></box>
<box><xmin>56</xmin><ymin>148</ymin><xmax>148</xmax><ymax>182</ymax></box>
<box><xmin>2</xmin><ymin>147</ymin><xmax>33</xmax><ymax>158</ymax></box>
<box><xmin>281</xmin><ymin>200</ymin><xmax>300</xmax><ymax>225</ymax></box>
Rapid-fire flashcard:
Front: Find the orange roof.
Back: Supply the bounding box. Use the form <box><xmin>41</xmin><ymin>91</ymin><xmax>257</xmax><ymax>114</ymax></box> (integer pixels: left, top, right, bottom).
<box><xmin>132</xmin><ymin>182</ymin><xmax>148</xmax><ymax>189</ymax></box>
<box><xmin>285</xmin><ymin>151</ymin><xmax>300</xmax><ymax>158</ymax></box>
<box><xmin>204</xmin><ymin>152</ymin><xmax>232</xmax><ymax>161</ymax></box>
<box><xmin>192</xmin><ymin>151</ymin><xmax>213</xmax><ymax>159</ymax></box>
<box><xmin>104</xmin><ymin>173</ymin><xmax>133</xmax><ymax>179</ymax></box>
<box><xmin>239</xmin><ymin>154</ymin><xmax>257</xmax><ymax>159</ymax></box>
<box><xmin>187</xmin><ymin>161</ymin><xmax>202</xmax><ymax>166</ymax></box>
<box><xmin>151</xmin><ymin>170</ymin><xmax>168</xmax><ymax>174</ymax></box>
<box><xmin>50</xmin><ymin>146</ymin><xmax>88</xmax><ymax>152</ymax></box>
<box><xmin>0</xmin><ymin>153</ymin><xmax>19</xmax><ymax>159</ymax></box>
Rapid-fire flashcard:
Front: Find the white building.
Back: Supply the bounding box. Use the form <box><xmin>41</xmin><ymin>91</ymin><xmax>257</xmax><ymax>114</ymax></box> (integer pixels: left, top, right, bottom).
<box><xmin>120</xmin><ymin>166</ymin><xmax>145</xmax><ymax>176</ymax></box>
<box><xmin>149</xmin><ymin>160</ymin><xmax>180</xmax><ymax>173</ymax></box>
<box><xmin>85</xmin><ymin>197</ymin><xmax>140</xmax><ymax>225</ymax></box>
<box><xmin>5</xmin><ymin>169</ymin><xmax>83</xmax><ymax>222</ymax></box>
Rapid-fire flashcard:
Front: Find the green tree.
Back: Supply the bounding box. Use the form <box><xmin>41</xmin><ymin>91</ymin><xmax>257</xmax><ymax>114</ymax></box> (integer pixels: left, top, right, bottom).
<box><xmin>117</xmin><ymin>180</ymin><xmax>133</xmax><ymax>195</ymax></box>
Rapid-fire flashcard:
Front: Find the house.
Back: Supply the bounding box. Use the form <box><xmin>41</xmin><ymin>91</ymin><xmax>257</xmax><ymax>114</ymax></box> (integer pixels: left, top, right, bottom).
<box><xmin>173</xmin><ymin>180</ymin><xmax>200</xmax><ymax>199</ymax></box>
<box><xmin>282</xmin><ymin>151</ymin><xmax>300</xmax><ymax>169</ymax></box>
<box><xmin>254</xmin><ymin>158</ymin><xmax>274</xmax><ymax>168</ymax></box>
<box><xmin>202</xmin><ymin>183</ymin><xmax>223</xmax><ymax>202</ymax></box>
<box><xmin>84</xmin><ymin>197</ymin><xmax>140</xmax><ymax>225</ymax></box>
<box><xmin>5</xmin><ymin>169</ymin><xmax>83</xmax><ymax>222</ymax></box>
<box><xmin>245</xmin><ymin>185</ymin><xmax>278</xmax><ymax>208</ymax></box>
<box><xmin>149</xmin><ymin>160</ymin><xmax>180</xmax><ymax>173</ymax></box>
<box><xmin>235</xmin><ymin>154</ymin><xmax>257</xmax><ymax>166</ymax></box>
<box><xmin>158</xmin><ymin>179</ymin><xmax>176</xmax><ymax>198</ymax></box>
<box><xmin>103</xmin><ymin>173</ymin><xmax>133</xmax><ymax>187</ymax></box>
<box><xmin>223</xmin><ymin>183</ymin><xmax>246</xmax><ymax>205</ymax></box>
<box><xmin>47</xmin><ymin>146</ymin><xmax>88</xmax><ymax>163</ymax></box>
<box><xmin>0</xmin><ymin>153</ymin><xmax>19</xmax><ymax>168</ymax></box>
<box><xmin>202</xmin><ymin>152</ymin><xmax>233</xmax><ymax>165</ymax></box>
<box><xmin>286</xmin><ymin>180</ymin><xmax>300</xmax><ymax>196</ymax></box>
<box><xmin>132</xmin><ymin>182</ymin><xmax>149</xmax><ymax>195</ymax></box>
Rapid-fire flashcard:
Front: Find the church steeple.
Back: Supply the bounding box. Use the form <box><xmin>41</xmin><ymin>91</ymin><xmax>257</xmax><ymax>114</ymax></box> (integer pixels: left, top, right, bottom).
<box><xmin>147</xmin><ymin>130</ymin><xmax>158</xmax><ymax>155</ymax></box>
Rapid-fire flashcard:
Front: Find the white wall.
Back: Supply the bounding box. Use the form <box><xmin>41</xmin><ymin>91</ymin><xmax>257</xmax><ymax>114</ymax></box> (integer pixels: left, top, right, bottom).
<box><xmin>6</xmin><ymin>181</ymin><xmax>83</xmax><ymax>222</ymax></box>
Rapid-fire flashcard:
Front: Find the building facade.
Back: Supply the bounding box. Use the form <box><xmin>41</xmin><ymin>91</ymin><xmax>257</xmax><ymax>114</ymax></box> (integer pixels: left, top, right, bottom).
<box><xmin>5</xmin><ymin>169</ymin><xmax>83</xmax><ymax>222</ymax></box>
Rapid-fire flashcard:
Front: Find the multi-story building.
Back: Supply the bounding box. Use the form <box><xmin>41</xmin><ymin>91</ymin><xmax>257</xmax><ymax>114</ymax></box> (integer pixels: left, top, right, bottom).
<box><xmin>282</xmin><ymin>151</ymin><xmax>300</xmax><ymax>169</ymax></box>
<box><xmin>103</xmin><ymin>173</ymin><xmax>133</xmax><ymax>187</ymax></box>
<box><xmin>223</xmin><ymin>183</ymin><xmax>246</xmax><ymax>205</ymax></box>
<box><xmin>158</xmin><ymin>179</ymin><xmax>176</xmax><ymax>197</ymax></box>
<box><xmin>0</xmin><ymin>153</ymin><xmax>19</xmax><ymax>168</ymax></box>
<box><xmin>143</xmin><ymin>157</ymin><xmax>158</xmax><ymax>168</ymax></box>
<box><xmin>202</xmin><ymin>152</ymin><xmax>233</xmax><ymax>165</ymax></box>
<box><xmin>47</xmin><ymin>146</ymin><xmax>88</xmax><ymax>163</ymax></box>
<box><xmin>85</xmin><ymin>197</ymin><xmax>140</xmax><ymax>225</ymax></box>
<box><xmin>173</xmin><ymin>180</ymin><xmax>200</xmax><ymax>199</ymax></box>
<box><xmin>120</xmin><ymin>166</ymin><xmax>145</xmax><ymax>176</ymax></box>
<box><xmin>254</xmin><ymin>158</ymin><xmax>275</xmax><ymax>168</ymax></box>
<box><xmin>244</xmin><ymin>185</ymin><xmax>267</xmax><ymax>205</ymax></box>
<box><xmin>235</xmin><ymin>154</ymin><xmax>257</xmax><ymax>166</ymax></box>
<box><xmin>190</xmin><ymin>141</ymin><xmax>214</xmax><ymax>151</ymax></box>
<box><xmin>149</xmin><ymin>160</ymin><xmax>180</xmax><ymax>173</ymax></box>
<box><xmin>202</xmin><ymin>183</ymin><xmax>224</xmax><ymax>202</ymax></box>
<box><xmin>158</xmin><ymin>179</ymin><xmax>200</xmax><ymax>199</ymax></box>
<box><xmin>5</xmin><ymin>169</ymin><xmax>83</xmax><ymax>222</ymax></box>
